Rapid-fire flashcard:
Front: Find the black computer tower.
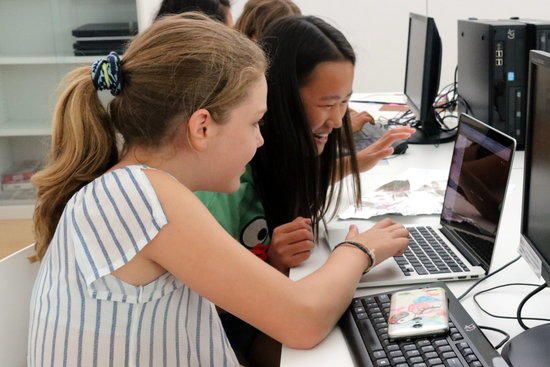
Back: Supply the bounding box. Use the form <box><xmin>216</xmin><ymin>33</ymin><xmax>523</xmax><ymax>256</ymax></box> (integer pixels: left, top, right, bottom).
<box><xmin>458</xmin><ymin>19</ymin><xmax>527</xmax><ymax>149</ymax></box>
<box><xmin>509</xmin><ymin>18</ymin><xmax>550</xmax><ymax>52</ymax></box>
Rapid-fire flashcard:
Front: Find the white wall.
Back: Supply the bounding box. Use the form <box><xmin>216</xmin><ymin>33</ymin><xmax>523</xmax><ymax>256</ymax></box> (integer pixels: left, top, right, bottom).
<box><xmin>138</xmin><ymin>0</ymin><xmax>550</xmax><ymax>92</ymax></box>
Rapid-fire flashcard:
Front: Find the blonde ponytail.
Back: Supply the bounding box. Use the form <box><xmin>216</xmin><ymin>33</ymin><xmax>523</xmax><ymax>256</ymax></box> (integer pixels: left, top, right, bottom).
<box><xmin>31</xmin><ymin>13</ymin><xmax>266</xmax><ymax>261</ymax></box>
<box><xmin>31</xmin><ymin>67</ymin><xmax>117</xmax><ymax>261</ymax></box>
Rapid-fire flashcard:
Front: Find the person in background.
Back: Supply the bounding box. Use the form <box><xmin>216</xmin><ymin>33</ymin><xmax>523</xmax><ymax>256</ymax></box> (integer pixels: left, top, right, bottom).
<box><xmin>155</xmin><ymin>0</ymin><xmax>234</xmax><ymax>26</ymax></box>
<box><xmin>235</xmin><ymin>0</ymin><xmax>301</xmax><ymax>40</ymax></box>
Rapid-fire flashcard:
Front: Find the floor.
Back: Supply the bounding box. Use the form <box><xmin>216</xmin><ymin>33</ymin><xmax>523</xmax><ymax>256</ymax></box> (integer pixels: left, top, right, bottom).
<box><xmin>0</xmin><ymin>219</ymin><xmax>34</xmax><ymax>260</ymax></box>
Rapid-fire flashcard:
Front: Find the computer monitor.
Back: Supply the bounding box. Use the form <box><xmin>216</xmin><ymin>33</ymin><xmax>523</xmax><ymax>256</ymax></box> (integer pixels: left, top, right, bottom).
<box><xmin>501</xmin><ymin>50</ymin><xmax>550</xmax><ymax>367</ymax></box>
<box><xmin>520</xmin><ymin>50</ymin><xmax>550</xmax><ymax>287</ymax></box>
<box><xmin>404</xmin><ymin>13</ymin><xmax>456</xmax><ymax>144</ymax></box>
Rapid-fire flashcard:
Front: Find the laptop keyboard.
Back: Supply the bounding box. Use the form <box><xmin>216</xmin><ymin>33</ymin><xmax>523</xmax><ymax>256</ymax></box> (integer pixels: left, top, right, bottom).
<box><xmin>350</xmin><ymin>292</ymin><xmax>485</xmax><ymax>367</ymax></box>
<box><xmin>394</xmin><ymin>227</ymin><xmax>470</xmax><ymax>276</ymax></box>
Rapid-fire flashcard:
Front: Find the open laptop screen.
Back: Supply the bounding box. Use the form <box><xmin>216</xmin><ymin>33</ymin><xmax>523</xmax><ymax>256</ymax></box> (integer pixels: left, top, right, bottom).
<box><xmin>441</xmin><ymin>114</ymin><xmax>515</xmax><ymax>267</ymax></box>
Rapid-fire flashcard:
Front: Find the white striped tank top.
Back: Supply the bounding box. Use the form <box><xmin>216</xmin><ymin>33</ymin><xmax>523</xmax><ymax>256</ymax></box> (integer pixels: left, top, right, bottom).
<box><xmin>28</xmin><ymin>165</ymin><xmax>239</xmax><ymax>366</ymax></box>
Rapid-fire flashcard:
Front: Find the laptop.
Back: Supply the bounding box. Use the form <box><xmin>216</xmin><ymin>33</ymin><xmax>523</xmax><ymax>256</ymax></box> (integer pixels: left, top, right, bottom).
<box><xmin>327</xmin><ymin>113</ymin><xmax>516</xmax><ymax>287</ymax></box>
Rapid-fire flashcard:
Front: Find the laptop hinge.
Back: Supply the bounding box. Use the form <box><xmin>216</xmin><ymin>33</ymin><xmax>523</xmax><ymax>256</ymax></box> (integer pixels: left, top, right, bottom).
<box><xmin>440</xmin><ymin>226</ymin><xmax>482</xmax><ymax>267</ymax></box>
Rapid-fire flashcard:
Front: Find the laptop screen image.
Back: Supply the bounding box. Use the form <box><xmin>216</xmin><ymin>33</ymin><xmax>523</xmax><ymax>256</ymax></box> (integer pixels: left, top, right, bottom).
<box><xmin>440</xmin><ymin>115</ymin><xmax>515</xmax><ymax>269</ymax></box>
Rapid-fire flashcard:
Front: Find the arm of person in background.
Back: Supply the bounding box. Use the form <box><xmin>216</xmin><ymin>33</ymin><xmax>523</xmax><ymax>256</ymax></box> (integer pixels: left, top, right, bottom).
<box><xmin>349</xmin><ymin>108</ymin><xmax>374</xmax><ymax>132</ymax></box>
<box><xmin>339</xmin><ymin>126</ymin><xmax>416</xmax><ymax>178</ymax></box>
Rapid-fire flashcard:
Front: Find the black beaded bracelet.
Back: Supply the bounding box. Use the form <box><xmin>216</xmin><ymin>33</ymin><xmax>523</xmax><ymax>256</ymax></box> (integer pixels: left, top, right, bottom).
<box><xmin>333</xmin><ymin>240</ymin><xmax>376</xmax><ymax>274</ymax></box>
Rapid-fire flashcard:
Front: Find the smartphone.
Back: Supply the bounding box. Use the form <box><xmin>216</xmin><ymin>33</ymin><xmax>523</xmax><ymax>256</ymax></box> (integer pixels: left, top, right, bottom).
<box><xmin>387</xmin><ymin>287</ymin><xmax>449</xmax><ymax>340</ymax></box>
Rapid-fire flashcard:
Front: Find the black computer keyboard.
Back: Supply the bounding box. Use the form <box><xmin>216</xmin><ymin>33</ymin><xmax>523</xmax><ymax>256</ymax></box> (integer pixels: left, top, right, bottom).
<box><xmin>340</xmin><ymin>283</ymin><xmax>509</xmax><ymax>367</ymax></box>
<box><xmin>394</xmin><ymin>227</ymin><xmax>470</xmax><ymax>276</ymax></box>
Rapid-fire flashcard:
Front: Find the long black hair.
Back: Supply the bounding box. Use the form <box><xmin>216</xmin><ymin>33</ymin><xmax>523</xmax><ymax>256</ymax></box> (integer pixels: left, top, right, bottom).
<box><xmin>155</xmin><ymin>0</ymin><xmax>230</xmax><ymax>22</ymax></box>
<box><xmin>253</xmin><ymin>15</ymin><xmax>361</xmax><ymax>235</ymax></box>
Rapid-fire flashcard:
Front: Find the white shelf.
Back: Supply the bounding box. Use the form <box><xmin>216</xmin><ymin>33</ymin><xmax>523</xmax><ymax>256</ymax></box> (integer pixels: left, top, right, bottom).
<box><xmin>0</xmin><ymin>120</ymin><xmax>51</xmax><ymax>137</ymax></box>
<box><xmin>0</xmin><ymin>56</ymin><xmax>100</xmax><ymax>66</ymax></box>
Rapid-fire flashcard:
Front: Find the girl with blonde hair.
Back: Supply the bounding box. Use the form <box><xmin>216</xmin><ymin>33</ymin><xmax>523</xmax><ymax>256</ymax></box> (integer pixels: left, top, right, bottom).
<box><xmin>28</xmin><ymin>12</ymin><xmax>408</xmax><ymax>367</ymax></box>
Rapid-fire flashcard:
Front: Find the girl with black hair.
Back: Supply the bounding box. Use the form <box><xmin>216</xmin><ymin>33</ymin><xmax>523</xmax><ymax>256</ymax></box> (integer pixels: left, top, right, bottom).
<box><xmin>156</xmin><ymin>0</ymin><xmax>233</xmax><ymax>26</ymax></box>
<box><xmin>197</xmin><ymin>15</ymin><xmax>414</xmax><ymax>365</ymax></box>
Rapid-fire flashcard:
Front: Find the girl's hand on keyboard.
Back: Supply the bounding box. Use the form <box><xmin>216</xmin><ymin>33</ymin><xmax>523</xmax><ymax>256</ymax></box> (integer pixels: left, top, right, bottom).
<box><xmin>346</xmin><ymin>218</ymin><xmax>409</xmax><ymax>267</ymax></box>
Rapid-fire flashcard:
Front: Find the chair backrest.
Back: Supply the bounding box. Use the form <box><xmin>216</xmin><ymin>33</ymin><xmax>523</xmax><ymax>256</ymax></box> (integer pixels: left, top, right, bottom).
<box><xmin>0</xmin><ymin>244</ymin><xmax>39</xmax><ymax>367</ymax></box>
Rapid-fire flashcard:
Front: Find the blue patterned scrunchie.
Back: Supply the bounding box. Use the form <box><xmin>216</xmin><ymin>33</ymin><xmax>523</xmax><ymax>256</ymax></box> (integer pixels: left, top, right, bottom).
<box><xmin>91</xmin><ymin>51</ymin><xmax>124</xmax><ymax>96</ymax></box>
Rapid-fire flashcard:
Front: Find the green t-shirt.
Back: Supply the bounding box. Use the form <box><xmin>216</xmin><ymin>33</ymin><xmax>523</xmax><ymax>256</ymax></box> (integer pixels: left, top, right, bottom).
<box><xmin>195</xmin><ymin>165</ymin><xmax>270</xmax><ymax>260</ymax></box>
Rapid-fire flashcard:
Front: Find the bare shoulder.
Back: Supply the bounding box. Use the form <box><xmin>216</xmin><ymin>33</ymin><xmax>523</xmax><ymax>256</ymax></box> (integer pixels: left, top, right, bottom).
<box><xmin>141</xmin><ymin>168</ymin><xmax>221</xmax><ymax>227</ymax></box>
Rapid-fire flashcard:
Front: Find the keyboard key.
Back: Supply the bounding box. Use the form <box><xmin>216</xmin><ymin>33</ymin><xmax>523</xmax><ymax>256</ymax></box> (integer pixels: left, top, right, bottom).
<box><xmin>354</xmin><ymin>307</ymin><xmax>365</xmax><ymax>314</ymax></box>
<box><xmin>395</xmin><ymin>364</ymin><xmax>408</xmax><ymax>367</ymax></box>
<box><xmin>389</xmin><ymin>350</ymin><xmax>403</xmax><ymax>358</ymax></box>
<box><xmin>442</xmin><ymin>351</ymin><xmax>457</xmax><ymax>359</ymax></box>
<box><xmin>449</xmin><ymin>328</ymin><xmax>458</xmax><ymax>334</ymax></box>
<box><xmin>461</xmin><ymin>348</ymin><xmax>473</xmax><ymax>356</ymax></box>
<box><xmin>373</xmin><ymin>350</ymin><xmax>386</xmax><ymax>359</ymax></box>
<box><xmin>451</xmin><ymin>333</ymin><xmax>463</xmax><ymax>341</ymax></box>
<box><xmin>378</xmin><ymin>294</ymin><xmax>390</xmax><ymax>303</ymax></box>
<box><xmin>405</xmin><ymin>350</ymin><xmax>421</xmax><ymax>358</ymax></box>
<box><xmin>456</xmin><ymin>342</ymin><xmax>469</xmax><ymax>350</ymax></box>
<box><xmin>444</xmin><ymin>358</ymin><xmax>464</xmax><ymax>367</ymax></box>
<box><xmin>403</xmin><ymin>344</ymin><xmax>417</xmax><ymax>351</ymax></box>
<box><xmin>363</xmin><ymin>296</ymin><xmax>376</xmax><ymax>304</ymax></box>
<box><xmin>410</xmin><ymin>356</ymin><xmax>424</xmax><ymax>364</ymax></box>
<box><xmin>386</xmin><ymin>343</ymin><xmax>399</xmax><ymax>351</ymax></box>
<box><xmin>416</xmin><ymin>267</ymin><xmax>429</xmax><ymax>275</ymax></box>
<box><xmin>421</xmin><ymin>345</ymin><xmax>435</xmax><ymax>353</ymax></box>
<box><xmin>416</xmin><ymin>340</ymin><xmax>431</xmax><ymax>347</ymax></box>
<box><xmin>355</xmin><ymin>312</ymin><xmax>368</xmax><ymax>320</ymax></box>
<box><xmin>470</xmin><ymin>362</ymin><xmax>482</xmax><ymax>367</ymax></box>
<box><xmin>425</xmin><ymin>351</ymin><xmax>438</xmax><ymax>359</ymax></box>
<box><xmin>374</xmin><ymin>358</ymin><xmax>390</xmax><ymax>367</ymax></box>
<box><xmin>464</xmin><ymin>355</ymin><xmax>478</xmax><ymax>363</ymax></box>
<box><xmin>427</xmin><ymin>358</ymin><xmax>443</xmax><ymax>366</ymax></box>
<box><xmin>413</xmin><ymin>363</ymin><xmax>427</xmax><ymax>367</ymax></box>
<box><xmin>352</xmin><ymin>299</ymin><xmax>362</xmax><ymax>307</ymax></box>
<box><xmin>392</xmin><ymin>356</ymin><xmax>407</xmax><ymax>364</ymax></box>
<box><xmin>433</xmin><ymin>339</ymin><xmax>449</xmax><ymax>347</ymax></box>
<box><xmin>437</xmin><ymin>345</ymin><xmax>453</xmax><ymax>354</ymax></box>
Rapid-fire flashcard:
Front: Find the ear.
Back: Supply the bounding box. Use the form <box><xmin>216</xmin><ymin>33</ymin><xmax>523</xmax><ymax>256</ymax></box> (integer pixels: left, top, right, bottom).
<box><xmin>186</xmin><ymin>108</ymin><xmax>218</xmax><ymax>151</ymax></box>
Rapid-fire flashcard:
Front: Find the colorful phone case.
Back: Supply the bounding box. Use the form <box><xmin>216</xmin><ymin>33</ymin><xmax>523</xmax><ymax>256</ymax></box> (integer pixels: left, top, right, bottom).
<box><xmin>387</xmin><ymin>287</ymin><xmax>449</xmax><ymax>339</ymax></box>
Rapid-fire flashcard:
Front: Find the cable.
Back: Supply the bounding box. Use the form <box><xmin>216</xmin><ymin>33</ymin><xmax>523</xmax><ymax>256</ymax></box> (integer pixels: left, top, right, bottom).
<box><xmin>478</xmin><ymin>325</ymin><xmax>510</xmax><ymax>349</ymax></box>
<box><xmin>517</xmin><ymin>283</ymin><xmax>548</xmax><ymax>330</ymax></box>
<box><xmin>473</xmin><ymin>283</ymin><xmax>550</xmax><ymax>323</ymax></box>
<box><xmin>457</xmin><ymin>255</ymin><xmax>521</xmax><ymax>301</ymax></box>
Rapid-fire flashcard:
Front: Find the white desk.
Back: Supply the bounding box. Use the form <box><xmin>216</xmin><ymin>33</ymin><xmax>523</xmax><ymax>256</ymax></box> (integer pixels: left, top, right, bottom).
<box><xmin>281</xmin><ymin>141</ymin><xmax>550</xmax><ymax>366</ymax></box>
